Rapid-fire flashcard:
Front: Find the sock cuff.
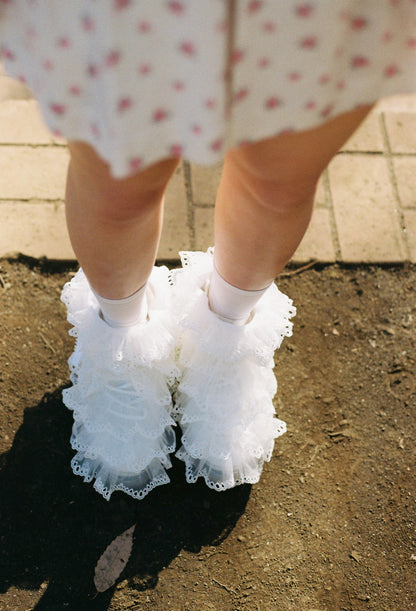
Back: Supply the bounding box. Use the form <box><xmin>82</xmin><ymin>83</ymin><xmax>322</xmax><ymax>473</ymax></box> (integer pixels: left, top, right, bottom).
<box><xmin>212</xmin><ymin>264</ymin><xmax>271</xmax><ymax>296</ymax></box>
<box><xmin>93</xmin><ymin>283</ymin><xmax>147</xmax><ymax>306</ymax></box>
<box><xmin>208</xmin><ymin>264</ymin><xmax>271</xmax><ymax>325</ymax></box>
<box><xmin>92</xmin><ymin>283</ymin><xmax>148</xmax><ymax>327</ymax></box>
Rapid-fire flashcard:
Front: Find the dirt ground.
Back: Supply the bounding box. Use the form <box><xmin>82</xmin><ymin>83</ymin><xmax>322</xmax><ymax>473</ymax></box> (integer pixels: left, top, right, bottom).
<box><xmin>0</xmin><ymin>257</ymin><xmax>415</xmax><ymax>611</ymax></box>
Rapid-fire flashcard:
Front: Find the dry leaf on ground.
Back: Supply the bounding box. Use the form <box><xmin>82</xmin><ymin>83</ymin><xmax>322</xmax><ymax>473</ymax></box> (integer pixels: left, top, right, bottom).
<box><xmin>94</xmin><ymin>525</ymin><xmax>135</xmax><ymax>593</ymax></box>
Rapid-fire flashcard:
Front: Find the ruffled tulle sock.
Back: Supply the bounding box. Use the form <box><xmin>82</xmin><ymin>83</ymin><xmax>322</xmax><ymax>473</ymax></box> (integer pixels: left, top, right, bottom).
<box><xmin>61</xmin><ymin>266</ymin><xmax>178</xmax><ymax>501</ymax></box>
<box><xmin>208</xmin><ymin>264</ymin><xmax>270</xmax><ymax>326</ymax></box>
<box><xmin>172</xmin><ymin>249</ymin><xmax>296</xmax><ymax>491</ymax></box>
<box><xmin>93</xmin><ymin>284</ymin><xmax>148</xmax><ymax>328</ymax></box>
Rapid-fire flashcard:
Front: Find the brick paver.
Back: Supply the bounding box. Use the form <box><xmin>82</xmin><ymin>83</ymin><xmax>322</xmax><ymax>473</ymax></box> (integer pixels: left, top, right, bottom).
<box><xmin>0</xmin><ymin>200</ymin><xmax>71</xmax><ymax>259</ymax></box>
<box><xmin>0</xmin><ymin>146</ymin><xmax>69</xmax><ymax>200</ymax></box>
<box><xmin>383</xmin><ymin>112</ymin><xmax>416</xmax><ymax>154</ymax></box>
<box><xmin>341</xmin><ymin>111</ymin><xmax>384</xmax><ymax>153</ymax></box>
<box><xmin>159</xmin><ymin>163</ymin><xmax>189</xmax><ymax>260</ymax></box>
<box><xmin>193</xmin><ymin>207</ymin><xmax>215</xmax><ymax>252</ymax></box>
<box><xmin>393</xmin><ymin>157</ymin><xmax>416</xmax><ymax>209</ymax></box>
<box><xmin>190</xmin><ymin>163</ymin><xmax>222</xmax><ymax>207</ymax></box>
<box><xmin>0</xmin><ymin>69</ymin><xmax>415</xmax><ymax>263</ymax></box>
<box><xmin>403</xmin><ymin>210</ymin><xmax>416</xmax><ymax>262</ymax></box>
<box><xmin>293</xmin><ymin>208</ymin><xmax>336</xmax><ymax>263</ymax></box>
<box><xmin>330</xmin><ymin>154</ymin><xmax>407</xmax><ymax>262</ymax></box>
<box><xmin>0</xmin><ymin>75</ymin><xmax>31</xmax><ymax>103</ymax></box>
<box><xmin>0</xmin><ymin>99</ymin><xmax>62</xmax><ymax>145</ymax></box>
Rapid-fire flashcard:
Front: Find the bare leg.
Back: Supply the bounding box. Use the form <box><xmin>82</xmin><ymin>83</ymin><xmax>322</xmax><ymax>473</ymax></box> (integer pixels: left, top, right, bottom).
<box><xmin>65</xmin><ymin>141</ymin><xmax>180</xmax><ymax>299</ymax></box>
<box><xmin>214</xmin><ymin>106</ymin><xmax>374</xmax><ymax>290</ymax></box>
<box><xmin>62</xmin><ymin>143</ymin><xmax>181</xmax><ymax>501</ymax></box>
<box><xmin>174</xmin><ymin>106</ymin><xmax>376</xmax><ymax>491</ymax></box>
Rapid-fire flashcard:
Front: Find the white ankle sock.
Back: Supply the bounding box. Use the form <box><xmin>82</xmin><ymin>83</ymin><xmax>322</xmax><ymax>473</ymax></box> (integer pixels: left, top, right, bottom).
<box><xmin>93</xmin><ymin>284</ymin><xmax>148</xmax><ymax>328</ymax></box>
<box><xmin>208</xmin><ymin>265</ymin><xmax>271</xmax><ymax>326</ymax></box>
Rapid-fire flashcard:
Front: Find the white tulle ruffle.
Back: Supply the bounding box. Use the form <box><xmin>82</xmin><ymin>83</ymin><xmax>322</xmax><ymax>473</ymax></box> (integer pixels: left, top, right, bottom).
<box><xmin>61</xmin><ymin>265</ymin><xmax>178</xmax><ymax>501</ymax></box>
<box><xmin>172</xmin><ymin>249</ymin><xmax>296</xmax><ymax>491</ymax></box>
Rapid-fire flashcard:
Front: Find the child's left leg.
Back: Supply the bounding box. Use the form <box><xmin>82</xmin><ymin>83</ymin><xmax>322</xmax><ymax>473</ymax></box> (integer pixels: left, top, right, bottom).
<box><xmin>213</xmin><ymin>105</ymin><xmax>374</xmax><ymax>292</ymax></box>
<box><xmin>174</xmin><ymin>105</ymin><xmax>374</xmax><ymax>490</ymax></box>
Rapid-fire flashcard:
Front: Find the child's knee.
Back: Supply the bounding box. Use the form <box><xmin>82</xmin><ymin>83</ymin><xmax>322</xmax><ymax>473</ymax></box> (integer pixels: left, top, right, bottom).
<box><xmin>67</xmin><ymin>143</ymin><xmax>178</xmax><ymax>219</ymax></box>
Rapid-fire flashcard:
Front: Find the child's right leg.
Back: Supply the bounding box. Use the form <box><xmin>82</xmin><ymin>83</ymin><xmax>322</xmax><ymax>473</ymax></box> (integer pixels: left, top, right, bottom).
<box><xmin>62</xmin><ymin>143</ymin><xmax>181</xmax><ymax>501</ymax></box>
<box><xmin>65</xmin><ymin>141</ymin><xmax>179</xmax><ymax>301</ymax></box>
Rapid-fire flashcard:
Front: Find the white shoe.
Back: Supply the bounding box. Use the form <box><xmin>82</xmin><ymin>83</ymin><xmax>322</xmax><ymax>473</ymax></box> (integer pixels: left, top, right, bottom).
<box><xmin>172</xmin><ymin>249</ymin><xmax>296</xmax><ymax>491</ymax></box>
<box><xmin>61</xmin><ymin>266</ymin><xmax>178</xmax><ymax>501</ymax></box>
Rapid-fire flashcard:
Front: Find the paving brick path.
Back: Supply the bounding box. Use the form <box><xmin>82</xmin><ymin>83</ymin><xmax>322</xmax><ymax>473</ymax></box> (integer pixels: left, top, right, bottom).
<box><xmin>1</xmin><ymin>67</ymin><xmax>415</xmax><ymax>263</ymax></box>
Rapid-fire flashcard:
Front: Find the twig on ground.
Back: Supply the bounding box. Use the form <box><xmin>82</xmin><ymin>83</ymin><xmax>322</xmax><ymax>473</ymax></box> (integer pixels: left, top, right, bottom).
<box><xmin>212</xmin><ymin>578</ymin><xmax>236</xmax><ymax>595</ymax></box>
<box><xmin>280</xmin><ymin>260</ymin><xmax>318</xmax><ymax>277</ymax></box>
<box><xmin>39</xmin><ymin>332</ymin><xmax>56</xmax><ymax>354</ymax></box>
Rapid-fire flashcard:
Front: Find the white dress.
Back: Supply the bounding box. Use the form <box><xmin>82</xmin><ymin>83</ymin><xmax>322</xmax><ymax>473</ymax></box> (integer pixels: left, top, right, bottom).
<box><xmin>1</xmin><ymin>0</ymin><xmax>416</xmax><ymax>177</ymax></box>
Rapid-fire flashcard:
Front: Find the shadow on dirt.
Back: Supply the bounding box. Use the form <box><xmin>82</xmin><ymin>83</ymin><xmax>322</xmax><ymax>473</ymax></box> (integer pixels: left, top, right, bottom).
<box><xmin>0</xmin><ymin>387</ymin><xmax>250</xmax><ymax>610</ymax></box>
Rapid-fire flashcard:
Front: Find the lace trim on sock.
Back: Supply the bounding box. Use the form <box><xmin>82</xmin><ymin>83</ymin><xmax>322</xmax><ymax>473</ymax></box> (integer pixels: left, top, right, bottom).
<box><xmin>61</xmin><ymin>265</ymin><xmax>178</xmax><ymax>501</ymax></box>
<box><xmin>171</xmin><ymin>248</ymin><xmax>294</xmax><ymax>491</ymax></box>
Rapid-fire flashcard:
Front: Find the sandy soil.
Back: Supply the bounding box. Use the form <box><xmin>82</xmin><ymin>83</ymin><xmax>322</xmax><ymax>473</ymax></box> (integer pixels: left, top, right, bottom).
<box><xmin>0</xmin><ymin>257</ymin><xmax>415</xmax><ymax>611</ymax></box>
